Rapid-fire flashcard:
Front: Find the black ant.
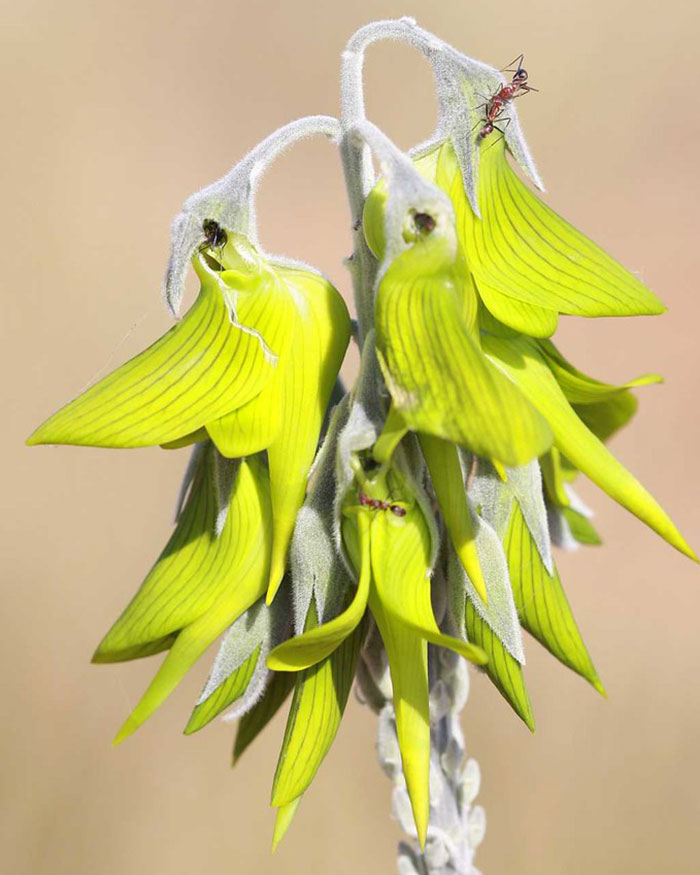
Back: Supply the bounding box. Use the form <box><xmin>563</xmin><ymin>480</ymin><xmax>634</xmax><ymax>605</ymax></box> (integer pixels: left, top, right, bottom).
<box><xmin>201</xmin><ymin>219</ymin><xmax>227</xmax><ymax>250</ymax></box>
<box><xmin>198</xmin><ymin>219</ymin><xmax>228</xmax><ymax>270</ymax></box>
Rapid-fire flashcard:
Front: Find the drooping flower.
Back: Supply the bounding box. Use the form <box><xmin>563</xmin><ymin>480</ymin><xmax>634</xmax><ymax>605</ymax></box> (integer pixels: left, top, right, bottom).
<box><xmin>96</xmin><ymin>445</ymin><xmax>273</xmax><ymax>743</ymax></box>
<box><xmin>268</xmin><ymin>442</ymin><xmax>486</xmax><ymax>847</ymax></box>
<box><xmin>433</xmin><ymin>136</ymin><xmax>666</xmax><ymax>337</ymax></box>
<box><xmin>28</xmin><ymin>230</ymin><xmax>351</xmax><ymax>600</ymax></box>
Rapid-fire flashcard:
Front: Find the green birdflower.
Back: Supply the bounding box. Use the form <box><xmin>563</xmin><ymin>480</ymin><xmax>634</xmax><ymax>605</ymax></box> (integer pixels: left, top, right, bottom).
<box><xmin>28</xmin><ymin>229</ymin><xmax>351</xmax><ymax>601</ymax></box>
<box><xmin>25</xmin><ymin>20</ymin><xmax>699</xmax><ymax>868</ymax></box>
<box><xmin>267</xmin><ymin>450</ymin><xmax>486</xmax><ymax>847</ymax></box>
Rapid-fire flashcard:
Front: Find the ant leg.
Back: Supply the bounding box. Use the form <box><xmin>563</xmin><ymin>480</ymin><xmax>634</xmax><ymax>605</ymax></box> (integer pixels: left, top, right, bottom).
<box><xmin>501</xmin><ymin>53</ymin><xmax>524</xmax><ymax>73</ymax></box>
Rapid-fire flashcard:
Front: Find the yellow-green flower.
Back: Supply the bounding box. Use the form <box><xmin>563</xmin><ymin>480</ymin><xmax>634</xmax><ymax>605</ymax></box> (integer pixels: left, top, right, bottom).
<box><xmin>96</xmin><ymin>445</ymin><xmax>273</xmax><ymax>743</ymax></box>
<box><xmin>267</xmin><ymin>453</ymin><xmax>486</xmax><ymax>847</ymax></box>
<box><xmin>361</xmin><ymin>135</ymin><xmax>694</xmax><ymax>564</ymax></box>
<box><xmin>28</xmin><ymin>230</ymin><xmax>351</xmax><ymax>600</ymax></box>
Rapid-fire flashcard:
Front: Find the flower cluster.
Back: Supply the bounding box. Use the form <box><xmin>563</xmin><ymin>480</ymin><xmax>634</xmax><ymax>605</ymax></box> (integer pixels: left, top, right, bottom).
<box><xmin>28</xmin><ymin>17</ymin><xmax>694</xmax><ymax>866</ymax></box>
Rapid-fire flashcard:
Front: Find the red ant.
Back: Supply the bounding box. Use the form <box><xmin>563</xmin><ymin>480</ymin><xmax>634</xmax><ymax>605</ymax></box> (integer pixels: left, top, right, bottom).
<box><xmin>476</xmin><ymin>53</ymin><xmax>537</xmax><ymax>140</ymax></box>
<box><xmin>358</xmin><ymin>491</ymin><xmax>407</xmax><ymax>517</ymax></box>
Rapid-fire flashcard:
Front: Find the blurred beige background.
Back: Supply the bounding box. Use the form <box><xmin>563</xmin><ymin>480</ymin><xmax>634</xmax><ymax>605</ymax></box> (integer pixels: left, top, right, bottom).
<box><xmin>3</xmin><ymin>0</ymin><xmax>700</xmax><ymax>873</ymax></box>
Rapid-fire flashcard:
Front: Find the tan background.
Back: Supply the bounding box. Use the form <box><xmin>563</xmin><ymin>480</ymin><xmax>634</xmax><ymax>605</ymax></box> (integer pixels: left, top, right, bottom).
<box><xmin>3</xmin><ymin>0</ymin><xmax>700</xmax><ymax>872</ymax></box>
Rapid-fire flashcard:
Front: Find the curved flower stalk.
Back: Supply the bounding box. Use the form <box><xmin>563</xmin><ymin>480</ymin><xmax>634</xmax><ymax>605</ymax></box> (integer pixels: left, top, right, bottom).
<box><xmin>26</xmin><ymin>17</ymin><xmax>697</xmax><ymax>872</ymax></box>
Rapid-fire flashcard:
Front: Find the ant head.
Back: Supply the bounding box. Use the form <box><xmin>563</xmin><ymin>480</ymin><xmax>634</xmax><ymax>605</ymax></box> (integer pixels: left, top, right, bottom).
<box><xmin>202</xmin><ymin>219</ymin><xmax>227</xmax><ymax>249</ymax></box>
<box><xmin>513</xmin><ymin>68</ymin><xmax>528</xmax><ymax>83</ymax></box>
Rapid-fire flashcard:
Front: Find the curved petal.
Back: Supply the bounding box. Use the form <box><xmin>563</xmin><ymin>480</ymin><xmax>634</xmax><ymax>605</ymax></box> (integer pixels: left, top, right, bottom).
<box><xmin>478</xmin><ymin>281</ymin><xmax>558</xmax><ymax>338</ymax></box>
<box><xmin>483</xmin><ymin>333</ymin><xmax>696</xmax><ymax>561</ymax></box>
<box><xmin>464</xmin><ymin>597</ymin><xmax>534</xmax><ymax>730</ymax></box>
<box><xmin>265</xmin><ymin>267</ymin><xmax>351</xmax><ymax>602</ymax></box>
<box><xmin>538</xmin><ymin>338</ymin><xmax>662</xmax><ymax>404</ymax></box>
<box><xmin>437</xmin><ymin>139</ymin><xmax>665</xmax><ymax>320</ymax></box>
<box><xmin>419</xmin><ymin>434</ymin><xmax>487</xmax><ymax>602</ymax></box>
<box><xmin>233</xmin><ymin>671</ymin><xmax>295</xmax><ymax>763</ymax></box>
<box><xmin>112</xmin><ymin>455</ymin><xmax>272</xmax><ymax>743</ymax></box>
<box><xmin>94</xmin><ymin>445</ymin><xmax>236</xmax><ymax>659</ymax></box>
<box><xmin>27</xmin><ymin>266</ymin><xmax>287</xmax><ymax>448</ymax></box>
<box><xmin>368</xmin><ymin>502</ymin><xmax>487</xmax><ymax>666</ymax></box>
<box><xmin>266</xmin><ymin>514</ymin><xmax>370</xmax><ymax>672</ymax></box>
<box><xmin>271</xmin><ymin>613</ymin><xmax>363</xmax><ymax>806</ymax></box>
<box><xmin>375</xmin><ymin>234</ymin><xmax>552</xmax><ymax>467</ymax></box>
<box><xmin>505</xmin><ymin>502</ymin><xmax>604</xmax><ymax>694</ymax></box>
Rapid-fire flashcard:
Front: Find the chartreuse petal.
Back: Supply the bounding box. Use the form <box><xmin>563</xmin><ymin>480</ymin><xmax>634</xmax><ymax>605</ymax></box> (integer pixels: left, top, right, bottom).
<box><xmin>206</xmin><ymin>368</ymin><xmax>284</xmax><ymax>457</ymax></box>
<box><xmin>369</xmin><ymin>590</ymin><xmax>430</xmax><ymax>847</ymax></box>
<box><xmin>538</xmin><ymin>338</ymin><xmax>663</xmax><ymax>405</ymax></box>
<box><xmin>272</xmin><ymin>799</ymin><xmax>302</xmax><ymax>852</ymax></box>
<box><xmin>112</xmin><ymin>455</ymin><xmax>272</xmax><ymax>744</ymax></box>
<box><xmin>483</xmin><ymin>333</ymin><xmax>696</xmax><ymax>561</ymax></box>
<box><xmin>368</xmin><ymin>479</ymin><xmax>486</xmax><ymax>848</ymax></box>
<box><xmin>464</xmin><ymin>597</ymin><xmax>534</xmax><ymax>730</ymax></box>
<box><xmin>477</xmin><ymin>284</ymin><xmax>558</xmax><ymax>338</ymax></box>
<box><xmin>368</xmin><ymin>476</ymin><xmax>487</xmax><ymax>666</ymax></box>
<box><xmin>94</xmin><ymin>445</ymin><xmax>234</xmax><ymax>661</ymax></box>
<box><xmin>271</xmin><ymin>608</ymin><xmax>364</xmax><ymax>806</ymax></box>
<box><xmin>27</xmin><ymin>259</ymin><xmax>284</xmax><ymax>449</ymax></box>
<box><xmin>374</xmin><ymin>230</ymin><xmax>552</xmax><ymax>467</ymax></box>
<box><xmin>562</xmin><ymin>507</ymin><xmax>602</xmax><ymax>545</ymax></box>
<box><xmin>265</xmin><ymin>267</ymin><xmax>351</xmax><ymax>603</ymax></box>
<box><xmin>419</xmin><ymin>434</ymin><xmax>487</xmax><ymax>602</ymax></box>
<box><xmin>233</xmin><ymin>671</ymin><xmax>296</xmax><ymax>763</ymax></box>
<box><xmin>505</xmin><ymin>502</ymin><xmax>604</xmax><ymax>693</ymax></box>
<box><xmin>575</xmin><ymin>393</ymin><xmax>639</xmax><ymax>444</ymax></box>
<box><xmin>540</xmin><ymin>448</ymin><xmax>570</xmax><ymax>508</ymax></box>
<box><xmin>184</xmin><ymin>646</ymin><xmax>260</xmax><ymax>735</ymax></box>
<box><xmin>267</xmin><ymin>513</ymin><xmax>371</xmax><ymax>672</ymax></box>
<box><xmin>437</xmin><ymin>137</ymin><xmax>665</xmax><ymax>322</ymax></box>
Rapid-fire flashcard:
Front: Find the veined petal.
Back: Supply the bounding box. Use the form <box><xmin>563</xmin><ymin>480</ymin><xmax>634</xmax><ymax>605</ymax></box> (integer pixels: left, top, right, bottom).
<box><xmin>27</xmin><ymin>263</ymin><xmax>284</xmax><ymax>449</ymax></box>
<box><xmin>437</xmin><ymin>138</ymin><xmax>665</xmax><ymax>321</ymax></box>
<box><xmin>368</xmin><ymin>495</ymin><xmax>487</xmax><ymax>666</ymax></box>
<box><xmin>94</xmin><ymin>446</ymin><xmax>236</xmax><ymax>659</ymax></box>
<box><xmin>265</xmin><ymin>267</ymin><xmax>351</xmax><ymax>602</ymax></box>
<box><xmin>419</xmin><ymin>434</ymin><xmax>487</xmax><ymax>602</ymax></box>
<box><xmin>369</xmin><ymin>594</ymin><xmax>430</xmax><ymax>849</ymax></box>
<box><xmin>506</xmin><ymin>502</ymin><xmax>604</xmax><ymax>692</ymax></box>
<box><xmin>233</xmin><ymin>671</ymin><xmax>296</xmax><ymax>763</ymax></box>
<box><xmin>464</xmin><ymin>597</ymin><xmax>534</xmax><ymax>730</ymax></box>
<box><xmin>266</xmin><ymin>513</ymin><xmax>371</xmax><ymax>672</ymax></box>
<box><xmin>206</xmin><ymin>375</ymin><xmax>283</xmax><ymax>457</ymax></box>
<box><xmin>375</xmin><ymin>233</ymin><xmax>552</xmax><ymax>466</ymax></box>
<box><xmin>185</xmin><ymin>647</ymin><xmax>261</xmax><ymax>734</ymax></box>
<box><xmin>271</xmin><ymin>610</ymin><xmax>363</xmax><ymax>806</ymax></box>
<box><xmin>478</xmin><ymin>282</ymin><xmax>559</xmax><ymax>338</ymax></box>
<box><xmin>112</xmin><ymin>455</ymin><xmax>272</xmax><ymax>743</ymax></box>
<box><xmin>538</xmin><ymin>338</ymin><xmax>662</xmax><ymax>404</ymax></box>
<box><xmin>184</xmin><ymin>597</ymin><xmax>272</xmax><ymax>734</ymax></box>
<box><xmin>483</xmin><ymin>334</ymin><xmax>696</xmax><ymax>560</ymax></box>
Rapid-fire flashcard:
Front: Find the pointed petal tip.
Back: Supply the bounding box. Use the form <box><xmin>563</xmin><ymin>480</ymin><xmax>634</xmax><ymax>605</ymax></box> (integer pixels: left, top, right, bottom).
<box><xmin>265</xmin><ymin>567</ymin><xmax>284</xmax><ymax>606</ymax></box>
<box><xmin>271</xmin><ymin>798</ymin><xmax>301</xmax><ymax>852</ymax></box>
<box><xmin>592</xmin><ymin>677</ymin><xmax>608</xmax><ymax>698</ymax></box>
<box><xmin>415</xmin><ymin>816</ymin><xmax>428</xmax><ymax>852</ymax></box>
<box><xmin>182</xmin><ymin>713</ymin><xmax>200</xmax><ymax>736</ymax></box>
<box><xmin>112</xmin><ymin>716</ymin><xmax>140</xmax><ymax>747</ymax></box>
